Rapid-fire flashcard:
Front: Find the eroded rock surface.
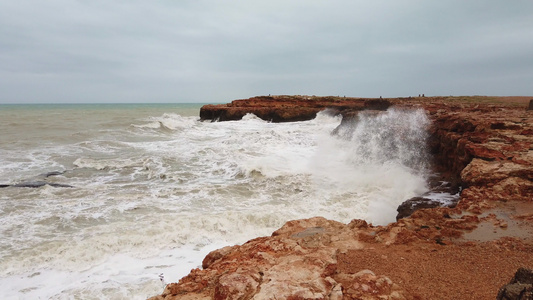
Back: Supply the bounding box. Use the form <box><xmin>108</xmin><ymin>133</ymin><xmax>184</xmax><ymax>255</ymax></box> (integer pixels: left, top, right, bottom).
<box><xmin>150</xmin><ymin>96</ymin><xmax>533</xmax><ymax>300</ymax></box>
<box><xmin>200</xmin><ymin>95</ymin><xmax>391</xmax><ymax>122</ymax></box>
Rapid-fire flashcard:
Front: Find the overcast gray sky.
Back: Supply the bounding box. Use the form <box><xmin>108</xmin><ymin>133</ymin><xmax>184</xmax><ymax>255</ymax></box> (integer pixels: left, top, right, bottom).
<box><xmin>1</xmin><ymin>1</ymin><xmax>532</xmax><ymax>103</ymax></box>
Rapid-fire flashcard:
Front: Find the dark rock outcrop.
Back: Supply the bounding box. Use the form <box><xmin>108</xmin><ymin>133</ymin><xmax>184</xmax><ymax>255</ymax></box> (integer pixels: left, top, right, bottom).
<box><xmin>0</xmin><ymin>181</ymin><xmax>74</xmax><ymax>188</ymax></box>
<box><xmin>41</xmin><ymin>171</ymin><xmax>66</xmax><ymax>178</ymax></box>
<box><xmin>497</xmin><ymin>268</ymin><xmax>533</xmax><ymax>300</ymax></box>
<box><xmin>0</xmin><ymin>171</ymin><xmax>73</xmax><ymax>188</ymax></box>
<box><xmin>397</xmin><ymin>197</ymin><xmax>450</xmax><ymax>220</ymax></box>
<box><xmin>396</xmin><ymin>176</ymin><xmax>461</xmax><ymax>220</ymax></box>
<box><xmin>13</xmin><ymin>181</ymin><xmax>73</xmax><ymax>188</ymax></box>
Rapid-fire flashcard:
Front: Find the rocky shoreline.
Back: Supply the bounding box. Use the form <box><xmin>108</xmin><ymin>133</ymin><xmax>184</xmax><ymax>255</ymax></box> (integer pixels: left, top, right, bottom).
<box><xmin>150</xmin><ymin>95</ymin><xmax>533</xmax><ymax>299</ymax></box>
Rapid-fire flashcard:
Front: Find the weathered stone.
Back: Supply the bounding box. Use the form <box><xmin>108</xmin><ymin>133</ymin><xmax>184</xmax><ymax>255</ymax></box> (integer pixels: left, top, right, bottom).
<box><xmin>461</xmin><ymin>159</ymin><xmax>533</xmax><ymax>187</ymax></box>
<box><xmin>202</xmin><ymin>246</ymin><xmax>234</xmax><ymax>269</ymax></box>
<box><xmin>150</xmin><ymin>96</ymin><xmax>533</xmax><ymax>300</ymax></box>
<box><xmin>214</xmin><ymin>272</ymin><xmax>260</xmax><ymax>300</ymax></box>
<box><xmin>497</xmin><ymin>268</ymin><xmax>533</xmax><ymax>300</ymax></box>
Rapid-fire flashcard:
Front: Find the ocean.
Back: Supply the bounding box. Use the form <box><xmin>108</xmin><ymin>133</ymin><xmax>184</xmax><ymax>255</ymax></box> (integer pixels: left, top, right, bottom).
<box><xmin>0</xmin><ymin>103</ymin><xmax>432</xmax><ymax>299</ymax></box>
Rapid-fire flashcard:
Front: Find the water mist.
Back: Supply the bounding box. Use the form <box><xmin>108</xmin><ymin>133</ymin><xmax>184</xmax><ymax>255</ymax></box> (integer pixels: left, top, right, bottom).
<box><xmin>311</xmin><ymin>108</ymin><xmax>431</xmax><ymax>225</ymax></box>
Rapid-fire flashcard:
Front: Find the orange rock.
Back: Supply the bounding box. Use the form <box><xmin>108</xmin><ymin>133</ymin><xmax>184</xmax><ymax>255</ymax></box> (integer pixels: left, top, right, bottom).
<box><xmin>149</xmin><ymin>96</ymin><xmax>533</xmax><ymax>300</ymax></box>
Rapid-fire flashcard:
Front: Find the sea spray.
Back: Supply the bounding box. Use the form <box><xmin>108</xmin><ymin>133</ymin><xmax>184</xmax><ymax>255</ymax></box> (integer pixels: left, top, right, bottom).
<box><xmin>310</xmin><ymin>108</ymin><xmax>430</xmax><ymax>225</ymax></box>
<box><xmin>0</xmin><ymin>104</ymin><xmax>434</xmax><ymax>299</ymax></box>
<box><xmin>331</xmin><ymin>108</ymin><xmax>430</xmax><ymax>170</ymax></box>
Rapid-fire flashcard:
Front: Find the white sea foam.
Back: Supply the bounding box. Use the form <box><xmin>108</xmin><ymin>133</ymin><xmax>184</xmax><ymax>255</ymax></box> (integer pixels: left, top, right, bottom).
<box><xmin>133</xmin><ymin>113</ymin><xmax>198</xmax><ymax>132</ymax></box>
<box><xmin>0</xmin><ymin>104</ymin><xmax>437</xmax><ymax>299</ymax></box>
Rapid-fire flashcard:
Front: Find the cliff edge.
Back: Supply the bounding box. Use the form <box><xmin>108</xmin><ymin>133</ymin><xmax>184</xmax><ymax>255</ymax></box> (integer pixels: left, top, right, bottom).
<box><xmin>150</xmin><ymin>96</ymin><xmax>533</xmax><ymax>300</ymax></box>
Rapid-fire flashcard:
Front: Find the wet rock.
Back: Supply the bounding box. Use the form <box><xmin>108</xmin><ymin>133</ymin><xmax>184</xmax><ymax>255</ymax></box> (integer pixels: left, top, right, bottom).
<box><xmin>396</xmin><ymin>197</ymin><xmax>446</xmax><ymax>220</ymax></box>
<box><xmin>12</xmin><ymin>181</ymin><xmax>73</xmax><ymax>188</ymax></box>
<box><xmin>0</xmin><ymin>170</ymin><xmax>73</xmax><ymax>188</ymax></box>
<box><xmin>13</xmin><ymin>181</ymin><xmax>49</xmax><ymax>188</ymax></box>
<box><xmin>397</xmin><ymin>174</ymin><xmax>461</xmax><ymax>220</ymax></box>
<box><xmin>47</xmin><ymin>183</ymin><xmax>74</xmax><ymax>188</ymax></box>
<box><xmin>41</xmin><ymin>171</ymin><xmax>66</xmax><ymax>178</ymax></box>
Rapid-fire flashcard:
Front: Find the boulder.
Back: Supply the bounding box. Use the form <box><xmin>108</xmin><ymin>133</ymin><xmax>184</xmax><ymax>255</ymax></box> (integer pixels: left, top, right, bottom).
<box><xmin>497</xmin><ymin>268</ymin><xmax>533</xmax><ymax>300</ymax></box>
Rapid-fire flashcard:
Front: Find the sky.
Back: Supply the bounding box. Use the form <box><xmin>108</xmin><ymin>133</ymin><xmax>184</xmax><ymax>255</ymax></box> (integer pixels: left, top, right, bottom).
<box><xmin>1</xmin><ymin>1</ymin><xmax>532</xmax><ymax>104</ymax></box>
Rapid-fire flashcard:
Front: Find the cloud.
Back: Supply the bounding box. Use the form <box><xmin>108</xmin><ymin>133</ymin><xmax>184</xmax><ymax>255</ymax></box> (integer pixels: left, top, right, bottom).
<box><xmin>0</xmin><ymin>0</ymin><xmax>532</xmax><ymax>103</ymax></box>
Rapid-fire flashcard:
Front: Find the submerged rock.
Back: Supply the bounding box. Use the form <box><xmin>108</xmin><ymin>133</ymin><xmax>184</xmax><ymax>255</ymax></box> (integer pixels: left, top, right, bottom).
<box><xmin>0</xmin><ymin>171</ymin><xmax>73</xmax><ymax>188</ymax></box>
<box><xmin>13</xmin><ymin>181</ymin><xmax>50</xmax><ymax>188</ymax></box>
<box><xmin>41</xmin><ymin>171</ymin><xmax>66</xmax><ymax>178</ymax></box>
<box><xmin>396</xmin><ymin>197</ymin><xmax>447</xmax><ymax>220</ymax></box>
<box><xmin>12</xmin><ymin>181</ymin><xmax>74</xmax><ymax>188</ymax></box>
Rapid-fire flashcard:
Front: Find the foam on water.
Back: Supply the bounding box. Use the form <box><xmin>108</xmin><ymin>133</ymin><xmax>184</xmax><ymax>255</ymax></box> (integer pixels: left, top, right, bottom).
<box><xmin>0</xmin><ymin>105</ymin><xmax>434</xmax><ymax>299</ymax></box>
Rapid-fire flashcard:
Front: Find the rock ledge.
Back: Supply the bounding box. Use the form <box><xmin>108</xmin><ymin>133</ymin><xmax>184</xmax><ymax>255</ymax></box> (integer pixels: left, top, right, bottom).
<box><xmin>150</xmin><ymin>95</ymin><xmax>533</xmax><ymax>300</ymax></box>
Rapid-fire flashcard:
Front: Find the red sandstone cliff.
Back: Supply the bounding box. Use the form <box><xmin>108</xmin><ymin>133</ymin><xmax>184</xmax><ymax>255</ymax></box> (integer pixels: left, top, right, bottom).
<box><xmin>150</xmin><ymin>96</ymin><xmax>533</xmax><ymax>300</ymax></box>
<box><xmin>200</xmin><ymin>95</ymin><xmax>391</xmax><ymax>122</ymax></box>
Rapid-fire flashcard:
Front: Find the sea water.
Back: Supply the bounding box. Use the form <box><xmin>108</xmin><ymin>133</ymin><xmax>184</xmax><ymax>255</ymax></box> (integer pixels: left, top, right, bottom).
<box><xmin>0</xmin><ymin>103</ymin><xmax>430</xmax><ymax>299</ymax></box>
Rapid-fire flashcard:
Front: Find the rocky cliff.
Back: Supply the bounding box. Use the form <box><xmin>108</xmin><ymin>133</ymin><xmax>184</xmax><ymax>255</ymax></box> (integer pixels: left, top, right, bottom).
<box><xmin>150</xmin><ymin>96</ymin><xmax>533</xmax><ymax>300</ymax></box>
<box><xmin>200</xmin><ymin>95</ymin><xmax>391</xmax><ymax>122</ymax></box>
